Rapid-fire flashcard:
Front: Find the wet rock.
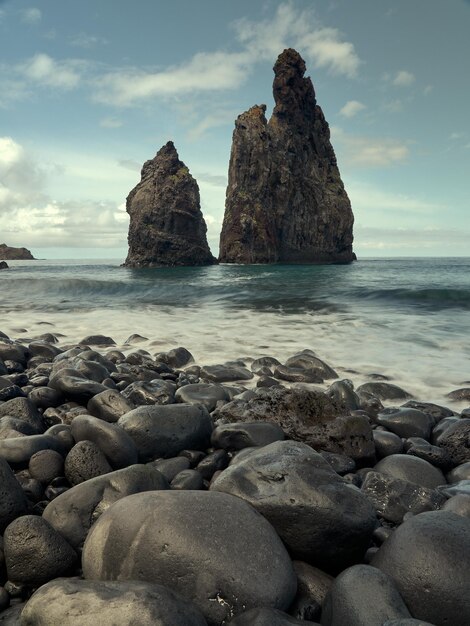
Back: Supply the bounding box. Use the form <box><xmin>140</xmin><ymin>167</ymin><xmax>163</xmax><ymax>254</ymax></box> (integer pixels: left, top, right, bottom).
<box><xmin>152</xmin><ymin>456</ymin><xmax>190</xmax><ymax>482</ymax></box>
<box><xmin>64</xmin><ymin>440</ymin><xmax>113</xmax><ymax>485</ymax></box>
<box><xmin>435</xmin><ymin>418</ymin><xmax>470</xmax><ymax>464</ymax></box>
<box><xmin>121</xmin><ymin>379</ymin><xmax>176</xmax><ymax>405</ymax></box>
<box><xmin>175</xmin><ymin>383</ymin><xmax>230</xmax><ymax>411</ymax></box>
<box><xmin>402</xmin><ymin>400</ymin><xmax>454</xmax><ymax>424</ymax></box>
<box><xmin>447</xmin><ymin>461</ymin><xmax>470</xmax><ymax>483</ymax></box>
<box><xmin>321</xmin><ymin>564</ymin><xmax>411</xmax><ymax>626</ymax></box>
<box><xmin>211</xmin><ymin>421</ymin><xmax>284</xmax><ymax>451</ymax></box>
<box><xmin>82</xmin><ymin>490</ymin><xmax>297</xmax><ymax>624</ymax></box>
<box><xmin>79</xmin><ymin>335</ymin><xmax>116</xmax><ymax>346</ymax></box>
<box><xmin>0</xmin><ymin>434</ymin><xmax>66</xmax><ymax>465</ymax></box>
<box><xmin>320</xmin><ymin>451</ymin><xmax>356</xmax><ymax>476</ymax></box>
<box><xmin>43</xmin><ymin>464</ymin><xmax>169</xmax><ymax>550</ymax></box>
<box><xmin>0</xmin><ymin>457</ymin><xmax>28</xmax><ymax>532</ymax></box>
<box><xmin>20</xmin><ymin>578</ymin><xmax>208</xmax><ymax>626</ymax></box>
<box><xmin>171</xmin><ymin>469</ymin><xmax>204</xmax><ymax>490</ymax></box>
<box><xmin>230</xmin><ymin>608</ymin><xmax>317</xmax><ymax>625</ymax></box>
<box><xmin>405</xmin><ymin>438</ymin><xmax>452</xmax><ymax>471</ymax></box>
<box><xmin>356</xmin><ymin>383</ymin><xmax>412</xmax><ymax>402</ymax></box>
<box><xmin>156</xmin><ymin>346</ymin><xmax>194</xmax><ymax>368</ymax></box>
<box><xmin>118</xmin><ymin>404</ymin><xmax>212</xmax><ymax>462</ymax></box>
<box><xmin>3</xmin><ymin>515</ymin><xmax>77</xmax><ymax>585</ymax></box>
<box><xmin>372</xmin><ymin>511</ymin><xmax>470</xmax><ymax>626</ymax></box>
<box><xmin>251</xmin><ymin>357</ymin><xmax>282</xmax><ymax>374</ymax></box>
<box><xmin>124</xmin><ymin>141</ymin><xmax>215</xmax><ymax>267</ymax></box>
<box><xmin>374</xmin><ymin>454</ymin><xmax>446</xmax><ymax>489</ymax></box>
<box><xmin>0</xmin><ymin>340</ymin><xmax>29</xmax><ymax>366</ymax></box>
<box><xmin>361</xmin><ymin>471</ymin><xmax>447</xmax><ymax>523</ymax></box>
<box><xmin>200</xmin><ymin>364</ymin><xmax>253</xmax><ymax>383</ymax></box>
<box><xmin>373</xmin><ymin>430</ymin><xmax>404</xmax><ymax>459</ymax></box>
<box><xmin>289</xmin><ymin>561</ymin><xmax>333</xmax><ymax>622</ymax></box>
<box><xmin>28</xmin><ymin>449</ymin><xmax>64</xmax><ymax>484</ymax></box>
<box><xmin>442</xmin><ymin>494</ymin><xmax>470</xmax><ymax>518</ymax></box>
<box><xmin>377</xmin><ymin>407</ymin><xmax>432</xmax><ymax>440</ymax></box>
<box><xmin>219</xmin><ymin>49</ymin><xmax>354</xmax><ymax>264</ymax></box>
<box><xmin>211</xmin><ymin>440</ymin><xmax>377</xmax><ymax>572</ymax></box>
<box><xmin>49</xmin><ymin>369</ymin><xmax>107</xmax><ymax>404</ymax></box>
<box><xmin>326</xmin><ymin>380</ymin><xmax>360</xmax><ymax>411</ymax></box>
<box><xmin>447</xmin><ymin>388</ymin><xmax>470</xmax><ymax>402</ymax></box>
<box><xmin>28</xmin><ymin>387</ymin><xmax>64</xmax><ymax>410</ymax></box>
<box><xmin>196</xmin><ymin>449</ymin><xmax>229</xmax><ymax>481</ymax></box>
<box><xmin>86</xmin><ymin>389</ymin><xmax>134</xmax><ymax>423</ymax></box>
<box><xmin>0</xmin><ymin>398</ymin><xmax>44</xmax><ymax>434</ymax></box>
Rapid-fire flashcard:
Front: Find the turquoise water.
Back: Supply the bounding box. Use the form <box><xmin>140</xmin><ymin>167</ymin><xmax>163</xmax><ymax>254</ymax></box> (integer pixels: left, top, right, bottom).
<box><xmin>1</xmin><ymin>258</ymin><xmax>469</xmax><ymax>408</ymax></box>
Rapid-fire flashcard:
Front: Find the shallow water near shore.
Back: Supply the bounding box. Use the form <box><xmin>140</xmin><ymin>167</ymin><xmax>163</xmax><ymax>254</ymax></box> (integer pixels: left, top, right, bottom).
<box><xmin>1</xmin><ymin>257</ymin><xmax>469</xmax><ymax>410</ymax></box>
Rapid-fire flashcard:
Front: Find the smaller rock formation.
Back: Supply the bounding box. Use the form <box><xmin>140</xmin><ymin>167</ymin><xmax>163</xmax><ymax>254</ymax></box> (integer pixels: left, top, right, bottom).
<box><xmin>124</xmin><ymin>142</ymin><xmax>216</xmax><ymax>267</ymax></box>
<box><xmin>0</xmin><ymin>244</ymin><xmax>35</xmax><ymax>260</ymax></box>
<box><xmin>0</xmin><ymin>261</ymin><xmax>8</xmax><ymax>270</ymax></box>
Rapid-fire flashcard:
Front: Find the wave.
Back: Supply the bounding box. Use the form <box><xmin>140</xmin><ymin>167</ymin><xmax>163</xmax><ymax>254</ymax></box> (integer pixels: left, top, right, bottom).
<box><xmin>353</xmin><ymin>286</ymin><xmax>470</xmax><ymax>310</ymax></box>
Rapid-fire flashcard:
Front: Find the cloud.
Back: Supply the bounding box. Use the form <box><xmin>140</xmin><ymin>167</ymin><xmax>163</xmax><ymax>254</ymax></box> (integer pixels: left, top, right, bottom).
<box><xmin>423</xmin><ymin>84</ymin><xmax>433</xmax><ymax>95</ymax></box>
<box><xmin>70</xmin><ymin>33</ymin><xmax>108</xmax><ymax>49</ymax></box>
<box><xmin>118</xmin><ymin>159</ymin><xmax>141</xmax><ymax>172</ymax></box>
<box><xmin>195</xmin><ymin>172</ymin><xmax>227</xmax><ymax>187</ymax></box>
<box><xmin>100</xmin><ymin>117</ymin><xmax>123</xmax><ymax>128</ymax></box>
<box><xmin>355</xmin><ymin>226</ymin><xmax>470</xmax><ymax>252</ymax></box>
<box><xmin>339</xmin><ymin>100</ymin><xmax>366</xmax><ymax>118</ymax></box>
<box><xmin>450</xmin><ymin>132</ymin><xmax>465</xmax><ymax>140</ymax></box>
<box><xmin>392</xmin><ymin>70</ymin><xmax>415</xmax><ymax>87</ymax></box>
<box><xmin>21</xmin><ymin>7</ymin><xmax>41</xmax><ymax>23</ymax></box>
<box><xmin>348</xmin><ymin>181</ymin><xmax>442</xmax><ymax>215</ymax></box>
<box><xmin>187</xmin><ymin>109</ymin><xmax>237</xmax><ymax>140</ymax></box>
<box><xmin>382</xmin><ymin>99</ymin><xmax>404</xmax><ymax>113</ymax></box>
<box><xmin>332</xmin><ymin>127</ymin><xmax>410</xmax><ymax>168</ymax></box>
<box><xmin>19</xmin><ymin>53</ymin><xmax>82</xmax><ymax>89</ymax></box>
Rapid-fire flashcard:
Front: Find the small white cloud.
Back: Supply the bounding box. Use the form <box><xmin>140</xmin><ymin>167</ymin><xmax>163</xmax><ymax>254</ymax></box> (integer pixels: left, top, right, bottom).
<box><xmin>392</xmin><ymin>70</ymin><xmax>415</xmax><ymax>87</ymax></box>
<box><xmin>20</xmin><ymin>53</ymin><xmax>82</xmax><ymax>89</ymax></box>
<box><xmin>383</xmin><ymin>99</ymin><xmax>404</xmax><ymax>113</ymax></box>
<box><xmin>423</xmin><ymin>84</ymin><xmax>433</xmax><ymax>96</ymax></box>
<box><xmin>71</xmin><ymin>33</ymin><xmax>108</xmax><ymax>49</ymax></box>
<box><xmin>332</xmin><ymin>127</ymin><xmax>409</xmax><ymax>168</ymax></box>
<box><xmin>450</xmin><ymin>132</ymin><xmax>464</xmax><ymax>140</ymax></box>
<box><xmin>21</xmin><ymin>7</ymin><xmax>41</xmax><ymax>23</ymax></box>
<box><xmin>187</xmin><ymin>110</ymin><xmax>236</xmax><ymax>140</ymax></box>
<box><xmin>100</xmin><ymin>117</ymin><xmax>123</xmax><ymax>129</ymax></box>
<box><xmin>339</xmin><ymin>100</ymin><xmax>366</xmax><ymax>118</ymax></box>
<box><xmin>118</xmin><ymin>159</ymin><xmax>141</xmax><ymax>172</ymax></box>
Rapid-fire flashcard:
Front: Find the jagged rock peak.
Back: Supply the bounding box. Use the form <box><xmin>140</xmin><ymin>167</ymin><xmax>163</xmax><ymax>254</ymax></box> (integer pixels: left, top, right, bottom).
<box><xmin>0</xmin><ymin>243</ymin><xmax>35</xmax><ymax>260</ymax></box>
<box><xmin>219</xmin><ymin>48</ymin><xmax>355</xmax><ymax>265</ymax></box>
<box><xmin>124</xmin><ymin>141</ymin><xmax>216</xmax><ymax>268</ymax></box>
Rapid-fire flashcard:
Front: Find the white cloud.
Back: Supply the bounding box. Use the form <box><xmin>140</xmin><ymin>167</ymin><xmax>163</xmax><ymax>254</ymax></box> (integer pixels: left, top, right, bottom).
<box><xmin>187</xmin><ymin>109</ymin><xmax>236</xmax><ymax>140</ymax></box>
<box><xmin>355</xmin><ymin>226</ymin><xmax>470</xmax><ymax>253</ymax></box>
<box><xmin>348</xmin><ymin>181</ymin><xmax>442</xmax><ymax>215</ymax></box>
<box><xmin>450</xmin><ymin>132</ymin><xmax>464</xmax><ymax>140</ymax></box>
<box><xmin>392</xmin><ymin>70</ymin><xmax>415</xmax><ymax>87</ymax></box>
<box><xmin>118</xmin><ymin>159</ymin><xmax>141</xmax><ymax>172</ymax></box>
<box><xmin>20</xmin><ymin>53</ymin><xmax>82</xmax><ymax>89</ymax></box>
<box><xmin>100</xmin><ymin>117</ymin><xmax>123</xmax><ymax>128</ymax></box>
<box><xmin>21</xmin><ymin>7</ymin><xmax>41</xmax><ymax>24</ymax></box>
<box><xmin>70</xmin><ymin>33</ymin><xmax>108</xmax><ymax>48</ymax></box>
<box><xmin>383</xmin><ymin>99</ymin><xmax>404</xmax><ymax>113</ymax></box>
<box><xmin>423</xmin><ymin>84</ymin><xmax>433</xmax><ymax>96</ymax></box>
<box><xmin>332</xmin><ymin>127</ymin><xmax>410</xmax><ymax>168</ymax></box>
<box><xmin>339</xmin><ymin>100</ymin><xmax>366</xmax><ymax>118</ymax></box>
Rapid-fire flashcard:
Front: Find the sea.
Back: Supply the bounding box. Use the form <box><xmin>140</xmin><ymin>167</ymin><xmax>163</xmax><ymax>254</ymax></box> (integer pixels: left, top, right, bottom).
<box><xmin>1</xmin><ymin>257</ymin><xmax>469</xmax><ymax>411</ymax></box>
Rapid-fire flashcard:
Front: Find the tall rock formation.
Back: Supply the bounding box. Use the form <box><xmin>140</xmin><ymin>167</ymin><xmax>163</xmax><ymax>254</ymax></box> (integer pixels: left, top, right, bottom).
<box><xmin>0</xmin><ymin>244</ymin><xmax>35</xmax><ymax>260</ymax></box>
<box><xmin>219</xmin><ymin>49</ymin><xmax>355</xmax><ymax>264</ymax></box>
<box><xmin>124</xmin><ymin>142</ymin><xmax>216</xmax><ymax>267</ymax></box>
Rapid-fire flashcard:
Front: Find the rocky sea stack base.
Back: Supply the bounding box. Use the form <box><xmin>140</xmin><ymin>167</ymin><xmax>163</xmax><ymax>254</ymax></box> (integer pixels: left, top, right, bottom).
<box><xmin>0</xmin><ymin>330</ymin><xmax>469</xmax><ymax>625</ymax></box>
<box><xmin>219</xmin><ymin>49</ymin><xmax>355</xmax><ymax>265</ymax></box>
<box><xmin>124</xmin><ymin>141</ymin><xmax>216</xmax><ymax>268</ymax></box>
<box><xmin>0</xmin><ymin>245</ymin><xmax>34</xmax><ymax>261</ymax></box>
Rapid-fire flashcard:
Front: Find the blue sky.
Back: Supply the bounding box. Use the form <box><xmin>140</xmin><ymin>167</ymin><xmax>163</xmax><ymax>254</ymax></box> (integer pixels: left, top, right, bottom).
<box><xmin>0</xmin><ymin>0</ymin><xmax>469</xmax><ymax>259</ymax></box>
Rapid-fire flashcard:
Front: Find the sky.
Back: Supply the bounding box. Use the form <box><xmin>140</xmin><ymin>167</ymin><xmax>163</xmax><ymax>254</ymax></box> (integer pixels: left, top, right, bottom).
<box><xmin>0</xmin><ymin>0</ymin><xmax>469</xmax><ymax>260</ymax></box>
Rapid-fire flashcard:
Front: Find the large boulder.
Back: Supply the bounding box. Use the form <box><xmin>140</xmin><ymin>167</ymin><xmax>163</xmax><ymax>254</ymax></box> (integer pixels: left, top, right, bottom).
<box><xmin>123</xmin><ymin>141</ymin><xmax>216</xmax><ymax>267</ymax></box>
<box><xmin>372</xmin><ymin>511</ymin><xmax>470</xmax><ymax>625</ymax></box>
<box><xmin>82</xmin><ymin>490</ymin><xmax>297</xmax><ymax>625</ymax></box>
<box><xmin>0</xmin><ymin>457</ymin><xmax>28</xmax><ymax>533</ymax></box>
<box><xmin>20</xmin><ymin>578</ymin><xmax>208</xmax><ymax>626</ymax></box>
<box><xmin>211</xmin><ymin>441</ymin><xmax>377</xmax><ymax>572</ymax></box>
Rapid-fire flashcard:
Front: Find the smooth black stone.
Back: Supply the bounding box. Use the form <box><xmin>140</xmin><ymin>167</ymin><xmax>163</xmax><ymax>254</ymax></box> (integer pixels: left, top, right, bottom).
<box><xmin>211</xmin><ymin>421</ymin><xmax>285</xmax><ymax>451</ymax></box>
<box><xmin>200</xmin><ymin>364</ymin><xmax>254</xmax><ymax>383</ymax></box>
<box><xmin>0</xmin><ymin>417</ymin><xmax>37</xmax><ymax>440</ymax></box>
<box><xmin>44</xmin><ymin>424</ymin><xmax>75</xmax><ymax>451</ymax></box>
<box><xmin>29</xmin><ymin>449</ymin><xmax>64</xmax><ymax>484</ymax></box>
<box><xmin>402</xmin><ymin>400</ymin><xmax>454</xmax><ymax>424</ymax></box>
<box><xmin>0</xmin><ymin>381</ymin><xmax>25</xmax><ymax>402</ymax></box>
<box><xmin>250</xmin><ymin>356</ymin><xmax>282</xmax><ymax>374</ymax></box>
<box><xmin>44</xmin><ymin>485</ymin><xmax>69</xmax><ymax>500</ymax></box>
<box><xmin>17</xmin><ymin>476</ymin><xmax>44</xmax><ymax>502</ymax></box>
<box><xmin>71</xmin><ymin>414</ymin><xmax>138</xmax><ymax>470</ymax></box>
<box><xmin>4</xmin><ymin>515</ymin><xmax>77</xmax><ymax>585</ymax></box>
<box><xmin>462</xmin><ymin>407</ymin><xmax>470</xmax><ymax>417</ymax></box>
<box><xmin>0</xmin><ymin>435</ymin><xmax>66</xmax><ymax>466</ymax></box>
<box><xmin>28</xmin><ymin>386</ymin><xmax>64</xmax><ymax>409</ymax></box>
<box><xmin>49</xmin><ymin>369</ymin><xmax>108</xmax><ymax>403</ymax></box>
<box><xmin>79</xmin><ymin>335</ymin><xmax>116</xmax><ymax>346</ymax></box>
<box><xmin>0</xmin><ymin>458</ymin><xmax>29</xmax><ymax>533</ymax></box>
<box><xmin>87</xmin><ymin>389</ymin><xmax>134</xmax><ymax>423</ymax></box>
<box><xmin>171</xmin><ymin>469</ymin><xmax>204</xmax><ymax>490</ymax></box>
<box><xmin>377</xmin><ymin>407</ymin><xmax>432</xmax><ymax>440</ymax></box>
<box><xmin>356</xmin><ymin>390</ymin><xmax>384</xmax><ymax>418</ymax></box>
<box><xmin>211</xmin><ymin>440</ymin><xmax>377</xmax><ymax>572</ymax></box>
<box><xmin>447</xmin><ymin>388</ymin><xmax>470</xmax><ymax>401</ymax></box>
<box><xmin>320</xmin><ymin>451</ymin><xmax>356</xmax><ymax>476</ymax></box>
<box><xmin>289</xmin><ymin>561</ymin><xmax>333</xmax><ymax>622</ymax></box>
<box><xmin>0</xmin><ymin>587</ymin><xmax>9</xmax><ymax>612</ymax></box>
<box><xmin>178</xmin><ymin>449</ymin><xmax>206</xmax><ymax>467</ymax></box>
<box><xmin>155</xmin><ymin>346</ymin><xmax>194</xmax><ymax>369</ymax></box>
<box><xmin>285</xmin><ymin>350</ymin><xmax>338</xmax><ymax>379</ymax></box>
<box><xmin>0</xmin><ymin>341</ymin><xmax>28</xmax><ymax>366</ymax></box>
<box><xmin>273</xmin><ymin>364</ymin><xmax>323</xmax><ymax>383</ymax></box>
<box><xmin>374</xmin><ymin>454</ymin><xmax>446</xmax><ymax>489</ymax></box>
<box><xmin>442</xmin><ymin>494</ymin><xmax>470</xmax><ymax>518</ymax></box>
<box><xmin>0</xmin><ymin>604</ymin><xmax>24</xmax><ymax>624</ymax></box>
<box><xmin>82</xmin><ymin>490</ymin><xmax>297</xmax><ymax>625</ymax></box>
<box><xmin>43</xmin><ymin>464</ymin><xmax>169</xmax><ymax>550</ymax></box>
<box><xmin>174</xmin><ymin>383</ymin><xmax>230</xmax><ymax>411</ymax></box>
<box><xmin>372</xmin><ymin>525</ymin><xmax>393</xmax><ymax>545</ymax></box>
<box><xmin>257</xmin><ymin>375</ymin><xmax>281</xmax><ymax>388</ymax></box>
<box><xmin>230</xmin><ymin>608</ymin><xmax>318</xmax><ymax>625</ymax></box>
<box><xmin>373</xmin><ymin>430</ymin><xmax>404</xmax><ymax>459</ymax></box>
<box><xmin>440</xmin><ymin>480</ymin><xmax>470</xmax><ymax>497</ymax></box>
<box><xmin>435</xmin><ymin>418</ymin><xmax>470</xmax><ymax>464</ymax></box>
<box><xmin>65</xmin><ymin>440</ymin><xmax>113</xmax><ymax>485</ymax></box>
<box><xmin>361</xmin><ymin>471</ymin><xmax>447</xmax><ymax>523</ymax></box>
<box><xmin>431</xmin><ymin>416</ymin><xmax>460</xmax><ymax>444</ymax></box>
<box><xmin>118</xmin><ymin>404</ymin><xmax>213</xmax><ymax>462</ymax></box>
<box><xmin>22</xmin><ymin>578</ymin><xmax>208</xmax><ymax>626</ymax></box>
<box><xmin>0</xmin><ymin>398</ymin><xmax>44</xmax><ymax>433</ymax></box>
<box><xmin>196</xmin><ymin>449</ymin><xmax>229</xmax><ymax>481</ymax></box>
<box><xmin>447</xmin><ymin>461</ymin><xmax>470</xmax><ymax>483</ymax></box>
<box><xmin>405</xmin><ymin>437</ymin><xmax>453</xmax><ymax>471</ymax></box>
<box><xmin>372</xmin><ymin>511</ymin><xmax>470</xmax><ymax>626</ymax></box>
<box><xmin>121</xmin><ymin>379</ymin><xmax>176</xmax><ymax>405</ymax></box>
<box><xmin>356</xmin><ymin>382</ymin><xmax>412</xmax><ymax>402</ymax></box>
<box><xmin>320</xmin><ymin>564</ymin><xmax>411</xmax><ymax>626</ymax></box>
<box><xmin>152</xmin><ymin>456</ymin><xmax>190</xmax><ymax>482</ymax></box>
<box><xmin>28</xmin><ymin>341</ymin><xmax>62</xmax><ymax>360</ymax></box>
<box><xmin>326</xmin><ymin>380</ymin><xmax>360</xmax><ymax>411</ymax></box>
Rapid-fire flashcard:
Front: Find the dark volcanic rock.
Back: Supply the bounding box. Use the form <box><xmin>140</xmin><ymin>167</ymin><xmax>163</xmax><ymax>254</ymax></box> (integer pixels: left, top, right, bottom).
<box><xmin>124</xmin><ymin>141</ymin><xmax>216</xmax><ymax>267</ymax></box>
<box><xmin>289</xmin><ymin>561</ymin><xmax>333</xmax><ymax>622</ymax></box>
<box><xmin>21</xmin><ymin>578</ymin><xmax>208</xmax><ymax>626</ymax></box>
<box><xmin>0</xmin><ymin>261</ymin><xmax>8</xmax><ymax>270</ymax></box>
<box><xmin>0</xmin><ymin>243</ymin><xmax>34</xmax><ymax>260</ymax></box>
<box><xmin>219</xmin><ymin>49</ymin><xmax>354</xmax><ymax>264</ymax></box>
<box><xmin>82</xmin><ymin>490</ymin><xmax>297</xmax><ymax>625</ymax></box>
<box><xmin>0</xmin><ymin>458</ymin><xmax>28</xmax><ymax>532</ymax></box>
<box><xmin>230</xmin><ymin>608</ymin><xmax>317</xmax><ymax>625</ymax></box>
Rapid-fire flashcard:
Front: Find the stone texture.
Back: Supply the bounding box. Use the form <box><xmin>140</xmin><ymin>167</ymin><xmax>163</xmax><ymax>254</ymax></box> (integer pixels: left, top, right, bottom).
<box><xmin>124</xmin><ymin>141</ymin><xmax>215</xmax><ymax>267</ymax></box>
<box><xmin>219</xmin><ymin>49</ymin><xmax>354</xmax><ymax>264</ymax></box>
<box><xmin>0</xmin><ymin>243</ymin><xmax>34</xmax><ymax>260</ymax></box>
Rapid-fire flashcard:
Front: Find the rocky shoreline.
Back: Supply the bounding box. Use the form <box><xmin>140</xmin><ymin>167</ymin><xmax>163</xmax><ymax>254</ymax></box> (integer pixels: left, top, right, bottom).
<box><xmin>0</xmin><ymin>330</ymin><xmax>469</xmax><ymax>625</ymax></box>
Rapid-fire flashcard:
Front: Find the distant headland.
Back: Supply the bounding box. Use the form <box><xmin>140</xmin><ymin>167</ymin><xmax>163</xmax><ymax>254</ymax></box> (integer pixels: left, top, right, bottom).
<box><xmin>0</xmin><ymin>243</ymin><xmax>35</xmax><ymax>261</ymax></box>
<box><xmin>124</xmin><ymin>49</ymin><xmax>355</xmax><ymax>268</ymax></box>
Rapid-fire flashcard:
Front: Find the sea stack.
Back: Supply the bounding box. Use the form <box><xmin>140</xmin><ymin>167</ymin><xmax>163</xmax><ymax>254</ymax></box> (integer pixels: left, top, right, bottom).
<box><xmin>124</xmin><ymin>141</ymin><xmax>216</xmax><ymax>267</ymax></box>
<box><xmin>219</xmin><ymin>48</ymin><xmax>355</xmax><ymax>264</ymax></box>
<box><xmin>0</xmin><ymin>243</ymin><xmax>35</xmax><ymax>260</ymax></box>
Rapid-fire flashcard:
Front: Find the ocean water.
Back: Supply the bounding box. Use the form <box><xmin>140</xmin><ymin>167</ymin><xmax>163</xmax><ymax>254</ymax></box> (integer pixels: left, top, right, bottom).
<box><xmin>1</xmin><ymin>257</ymin><xmax>469</xmax><ymax>410</ymax></box>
